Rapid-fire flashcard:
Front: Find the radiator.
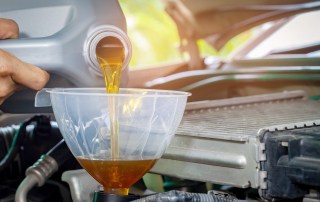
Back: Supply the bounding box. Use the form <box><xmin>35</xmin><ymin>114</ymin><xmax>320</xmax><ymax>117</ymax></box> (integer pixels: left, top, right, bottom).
<box><xmin>151</xmin><ymin>90</ymin><xmax>320</xmax><ymax>191</ymax></box>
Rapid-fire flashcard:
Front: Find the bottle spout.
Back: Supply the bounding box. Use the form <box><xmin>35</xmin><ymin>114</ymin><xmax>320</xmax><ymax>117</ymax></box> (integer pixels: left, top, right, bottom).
<box><xmin>83</xmin><ymin>25</ymin><xmax>132</xmax><ymax>77</ymax></box>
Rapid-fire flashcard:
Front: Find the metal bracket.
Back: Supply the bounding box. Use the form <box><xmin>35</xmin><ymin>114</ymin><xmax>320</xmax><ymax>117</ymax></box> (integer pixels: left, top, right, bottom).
<box><xmin>259</xmin><ymin>171</ymin><xmax>267</xmax><ymax>190</ymax></box>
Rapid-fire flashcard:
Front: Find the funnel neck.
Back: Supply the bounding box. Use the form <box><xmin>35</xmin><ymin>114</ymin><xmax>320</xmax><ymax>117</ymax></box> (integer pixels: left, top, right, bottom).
<box><xmin>93</xmin><ymin>191</ymin><xmax>140</xmax><ymax>202</ymax></box>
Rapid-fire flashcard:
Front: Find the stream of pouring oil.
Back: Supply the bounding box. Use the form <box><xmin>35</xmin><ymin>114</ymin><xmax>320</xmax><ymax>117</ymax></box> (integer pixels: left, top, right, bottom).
<box><xmin>77</xmin><ymin>38</ymin><xmax>157</xmax><ymax>195</ymax></box>
<box><xmin>96</xmin><ymin>42</ymin><xmax>124</xmax><ymax>159</ymax></box>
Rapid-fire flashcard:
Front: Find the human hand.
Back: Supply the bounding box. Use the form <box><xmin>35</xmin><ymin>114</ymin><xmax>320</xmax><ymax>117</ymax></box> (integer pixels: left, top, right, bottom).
<box><xmin>0</xmin><ymin>18</ymin><xmax>19</xmax><ymax>39</ymax></box>
<box><xmin>0</xmin><ymin>18</ymin><xmax>50</xmax><ymax>105</ymax></box>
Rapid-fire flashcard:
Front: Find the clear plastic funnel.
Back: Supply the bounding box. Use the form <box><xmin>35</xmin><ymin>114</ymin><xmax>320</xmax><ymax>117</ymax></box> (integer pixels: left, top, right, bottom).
<box><xmin>36</xmin><ymin>88</ymin><xmax>190</xmax><ymax>195</ymax></box>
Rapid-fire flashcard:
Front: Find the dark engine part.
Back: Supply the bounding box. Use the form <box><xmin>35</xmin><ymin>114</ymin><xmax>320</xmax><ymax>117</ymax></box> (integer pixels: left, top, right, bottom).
<box><xmin>131</xmin><ymin>190</ymin><xmax>240</xmax><ymax>202</ymax></box>
<box><xmin>261</xmin><ymin>125</ymin><xmax>320</xmax><ymax>201</ymax></box>
<box><xmin>92</xmin><ymin>190</ymin><xmax>241</xmax><ymax>202</ymax></box>
<box><xmin>93</xmin><ymin>191</ymin><xmax>140</xmax><ymax>202</ymax></box>
<box><xmin>0</xmin><ymin>115</ymin><xmax>79</xmax><ymax>202</ymax></box>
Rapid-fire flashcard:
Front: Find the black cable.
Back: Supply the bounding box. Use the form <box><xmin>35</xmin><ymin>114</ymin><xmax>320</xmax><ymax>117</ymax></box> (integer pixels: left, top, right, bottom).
<box><xmin>46</xmin><ymin>139</ymin><xmax>74</xmax><ymax>168</ymax></box>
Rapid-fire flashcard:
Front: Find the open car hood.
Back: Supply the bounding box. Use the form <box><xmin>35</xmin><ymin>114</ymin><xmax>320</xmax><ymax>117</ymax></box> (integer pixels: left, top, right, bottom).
<box><xmin>162</xmin><ymin>0</ymin><xmax>320</xmax><ymax>68</ymax></box>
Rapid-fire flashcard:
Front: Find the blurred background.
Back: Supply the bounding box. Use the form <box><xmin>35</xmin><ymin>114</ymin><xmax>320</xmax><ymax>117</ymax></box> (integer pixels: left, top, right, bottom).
<box><xmin>119</xmin><ymin>0</ymin><xmax>254</xmax><ymax>69</ymax></box>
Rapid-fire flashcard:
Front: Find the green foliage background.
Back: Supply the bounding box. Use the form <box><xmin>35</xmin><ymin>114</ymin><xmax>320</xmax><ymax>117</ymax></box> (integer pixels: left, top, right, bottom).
<box><xmin>119</xmin><ymin>0</ymin><xmax>252</xmax><ymax>69</ymax></box>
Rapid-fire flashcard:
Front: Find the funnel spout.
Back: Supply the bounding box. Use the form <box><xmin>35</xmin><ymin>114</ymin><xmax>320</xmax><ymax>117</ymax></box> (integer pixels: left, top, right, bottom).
<box><xmin>34</xmin><ymin>88</ymin><xmax>52</xmax><ymax>107</ymax></box>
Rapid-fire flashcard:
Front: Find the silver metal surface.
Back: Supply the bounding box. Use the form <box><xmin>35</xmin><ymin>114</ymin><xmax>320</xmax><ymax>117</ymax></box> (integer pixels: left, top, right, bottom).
<box><xmin>16</xmin><ymin>155</ymin><xmax>59</xmax><ymax>202</ymax></box>
<box><xmin>26</xmin><ymin>155</ymin><xmax>58</xmax><ymax>186</ymax></box>
<box><xmin>151</xmin><ymin>90</ymin><xmax>320</xmax><ymax>188</ymax></box>
<box><xmin>178</xmin><ymin>90</ymin><xmax>316</xmax><ymax>141</ymax></box>
<box><xmin>15</xmin><ymin>175</ymin><xmax>38</xmax><ymax>202</ymax></box>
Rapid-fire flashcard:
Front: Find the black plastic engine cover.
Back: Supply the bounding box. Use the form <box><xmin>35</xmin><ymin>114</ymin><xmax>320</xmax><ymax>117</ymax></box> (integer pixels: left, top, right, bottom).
<box><xmin>261</xmin><ymin>125</ymin><xmax>320</xmax><ymax>200</ymax></box>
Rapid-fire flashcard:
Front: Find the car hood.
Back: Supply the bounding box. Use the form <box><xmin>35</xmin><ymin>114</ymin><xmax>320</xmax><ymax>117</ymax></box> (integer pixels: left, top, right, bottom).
<box><xmin>162</xmin><ymin>0</ymin><xmax>320</xmax><ymax>50</ymax></box>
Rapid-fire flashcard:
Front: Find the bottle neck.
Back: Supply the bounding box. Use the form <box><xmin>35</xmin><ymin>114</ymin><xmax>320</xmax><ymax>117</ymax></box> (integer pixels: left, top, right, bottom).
<box><xmin>84</xmin><ymin>25</ymin><xmax>132</xmax><ymax>77</ymax></box>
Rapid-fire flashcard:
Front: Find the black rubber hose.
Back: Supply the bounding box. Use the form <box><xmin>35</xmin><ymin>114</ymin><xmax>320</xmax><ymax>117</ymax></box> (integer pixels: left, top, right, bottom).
<box><xmin>0</xmin><ymin>115</ymin><xmax>50</xmax><ymax>172</ymax></box>
<box><xmin>0</xmin><ymin>125</ymin><xmax>19</xmax><ymax>172</ymax></box>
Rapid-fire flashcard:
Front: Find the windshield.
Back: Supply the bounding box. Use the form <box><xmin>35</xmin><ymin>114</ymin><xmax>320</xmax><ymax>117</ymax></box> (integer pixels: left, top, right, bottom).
<box><xmin>245</xmin><ymin>10</ymin><xmax>320</xmax><ymax>59</ymax></box>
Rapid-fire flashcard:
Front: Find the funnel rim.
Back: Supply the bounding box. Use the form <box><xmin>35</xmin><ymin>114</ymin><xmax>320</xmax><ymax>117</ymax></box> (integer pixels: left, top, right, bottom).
<box><xmin>46</xmin><ymin>88</ymin><xmax>191</xmax><ymax>97</ymax></box>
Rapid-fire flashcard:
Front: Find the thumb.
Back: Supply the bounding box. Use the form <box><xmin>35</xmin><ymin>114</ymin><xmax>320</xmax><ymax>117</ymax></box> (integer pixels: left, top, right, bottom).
<box><xmin>0</xmin><ymin>18</ymin><xmax>19</xmax><ymax>39</ymax></box>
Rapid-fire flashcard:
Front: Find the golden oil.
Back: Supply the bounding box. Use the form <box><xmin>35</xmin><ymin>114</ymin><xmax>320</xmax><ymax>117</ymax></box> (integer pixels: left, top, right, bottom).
<box><xmin>96</xmin><ymin>42</ymin><xmax>124</xmax><ymax>94</ymax></box>
<box><xmin>96</xmin><ymin>37</ymin><xmax>125</xmax><ymax>159</ymax></box>
<box><xmin>77</xmin><ymin>157</ymin><xmax>158</xmax><ymax>195</ymax></box>
<box><xmin>93</xmin><ymin>37</ymin><xmax>157</xmax><ymax>196</ymax></box>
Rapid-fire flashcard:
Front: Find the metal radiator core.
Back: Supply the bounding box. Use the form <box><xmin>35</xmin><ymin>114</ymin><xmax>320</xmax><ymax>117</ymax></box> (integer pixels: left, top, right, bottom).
<box><xmin>151</xmin><ymin>90</ymin><xmax>320</xmax><ymax>189</ymax></box>
<box><xmin>179</xmin><ymin>91</ymin><xmax>319</xmax><ymax>141</ymax></box>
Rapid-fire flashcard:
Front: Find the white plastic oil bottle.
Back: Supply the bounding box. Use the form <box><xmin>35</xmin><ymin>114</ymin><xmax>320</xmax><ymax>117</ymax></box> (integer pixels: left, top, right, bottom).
<box><xmin>0</xmin><ymin>0</ymin><xmax>132</xmax><ymax>113</ymax></box>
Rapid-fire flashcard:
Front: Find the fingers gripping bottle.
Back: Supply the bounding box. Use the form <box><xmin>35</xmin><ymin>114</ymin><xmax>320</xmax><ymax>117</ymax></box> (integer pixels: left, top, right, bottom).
<box><xmin>0</xmin><ymin>0</ymin><xmax>132</xmax><ymax>113</ymax></box>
